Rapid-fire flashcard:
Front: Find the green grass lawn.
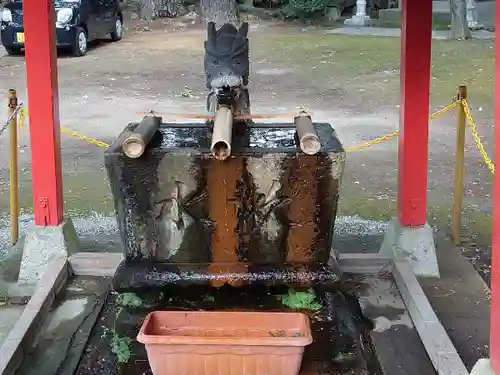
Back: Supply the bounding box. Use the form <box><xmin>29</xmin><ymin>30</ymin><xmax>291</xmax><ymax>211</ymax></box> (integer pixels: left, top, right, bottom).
<box><xmin>253</xmin><ymin>32</ymin><xmax>495</xmax><ymax>239</ymax></box>
<box><xmin>0</xmin><ymin>31</ymin><xmax>494</xmax><ymax>227</ymax></box>
<box><xmin>254</xmin><ymin>33</ymin><xmax>494</xmax><ymax>110</ymax></box>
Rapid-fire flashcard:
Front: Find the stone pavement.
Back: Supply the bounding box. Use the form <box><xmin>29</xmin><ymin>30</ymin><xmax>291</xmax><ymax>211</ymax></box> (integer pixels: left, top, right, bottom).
<box><xmin>0</xmin><ymin>305</ymin><xmax>24</xmax><ymax>346</ymax></box>
<box><xmin>326</xmin><ymin>26</ymin><xmax>494</xmax><ymax>40</ymax></box>
<box><xmin>420</xmin><ymin>232</ymin><xmax>491</xmax><ymax>371</ymax></box>
<box><xmin>0</xmin><ymin>238</ymin><xmax>32</xmax><ymax>348</ymax></box>
<box><xmin>0</xmin><ymin>211</ymin><xmax>493</xmax><ymax>375</ymax></box>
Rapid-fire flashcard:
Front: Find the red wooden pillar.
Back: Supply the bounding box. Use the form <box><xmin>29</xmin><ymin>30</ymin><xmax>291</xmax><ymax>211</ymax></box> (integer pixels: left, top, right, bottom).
<box><xmin>397</xmin><ymin>0</ymin><xmax>433</xmax><ymax>227</ymax></box>
<box><xmin>490</xmin><ymin>0</ymin><xmax>500</xmax><ymax>371</ymax></box>
<box><xmin>24</xmin><ymin>0</ymin><xmax>64</xmax><ymax>226</ymax></box>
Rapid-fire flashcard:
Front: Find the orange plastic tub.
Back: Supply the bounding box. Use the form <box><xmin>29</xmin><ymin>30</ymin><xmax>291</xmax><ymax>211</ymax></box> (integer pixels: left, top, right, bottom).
<box><xmin>137</xmin><ymin>311</ymin><xmax>313</xmax><ymax>375</ymax></box>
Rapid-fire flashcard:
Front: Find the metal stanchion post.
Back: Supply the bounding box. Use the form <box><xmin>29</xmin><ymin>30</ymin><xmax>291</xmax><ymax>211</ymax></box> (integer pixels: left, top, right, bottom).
<box><xmin>8</xmin><ymin>89</ymin><xmax>19</xmax><ymax>245</ymax></box>
<box><xmin>452</xmin><ymin>86</ymin><xmax>467</xmax><ymax>246</ymax></box>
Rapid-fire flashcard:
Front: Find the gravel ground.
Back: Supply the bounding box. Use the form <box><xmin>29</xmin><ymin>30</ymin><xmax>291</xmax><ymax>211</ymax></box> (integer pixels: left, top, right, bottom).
<box><xmin>0</xmin><ymin>17</ymin><xmax>494</xmax><ymax>274</ymax></box>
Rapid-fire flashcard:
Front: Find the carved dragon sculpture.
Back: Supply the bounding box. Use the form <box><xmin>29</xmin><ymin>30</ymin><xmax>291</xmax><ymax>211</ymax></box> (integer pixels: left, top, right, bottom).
<box><xmin>204</xmin><ymin>21</ymin><xmax>251</xmax><ymax>123</ymax></box>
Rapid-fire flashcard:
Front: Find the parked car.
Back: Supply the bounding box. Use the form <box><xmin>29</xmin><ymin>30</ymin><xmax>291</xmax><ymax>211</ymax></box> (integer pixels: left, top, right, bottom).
<box><xmin>0</xmin><ymin>0</ymin><xmax>123</xmax><ymax>57</ymax></box>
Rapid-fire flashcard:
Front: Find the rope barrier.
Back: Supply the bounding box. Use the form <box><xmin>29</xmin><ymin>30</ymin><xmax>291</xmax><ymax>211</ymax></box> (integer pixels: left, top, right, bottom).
<box><xmin>3</xmin><ymin>99</ymin><xmax>494</xmax><ymax>176</ymax></box>
<box><xmin>59</xmin><ymin>127</ymin><xmax>110</xmax><ymax>148</ymax></box>
<box><xmin>344</xmin><ymin>101</ymin><xmax>460</xmax><ymax>153</ymax></box>
<box><xmin>1</xmin><ymin>102</ymin><xmax>24</xmax><ymax>138</ymax></box>
<box><xmin>461</xmin><ymin>99</ymin><xmax>495</xmax><ymax>174</ymax></box>
<box><xmin>344</xmin><ymin>99</ymin><xmax>496</xmax><ymax>179</ymax></box>
<box><xmin>17</xmin><ymin>108</ymin><xmax>110</xmax><ymax>148</ymax></box>
<box><xmin>13</xmin><ymin>103</ymin><xmax>462</xmax><ymax>152</ymax></box>
<box><xmin>4</xmin><ymin>90</ymin><xmax>492</xmax><ymax>249</ymax></box>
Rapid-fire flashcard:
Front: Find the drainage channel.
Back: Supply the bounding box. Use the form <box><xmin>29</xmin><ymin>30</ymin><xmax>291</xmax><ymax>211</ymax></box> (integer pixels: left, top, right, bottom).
<box><xmin>74</xmin><ymin>283</ymin><xmax>382</xmax><ymax>375</ymax></box>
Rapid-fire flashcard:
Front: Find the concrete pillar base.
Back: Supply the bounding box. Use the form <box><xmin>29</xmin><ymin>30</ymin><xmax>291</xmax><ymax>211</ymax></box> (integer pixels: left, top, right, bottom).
<box><xmin>18</xmin><ymin>218</ymin><xmax>79</xmax><ymax>284</ymax></box>
<box><xmin>380</xmin><ymin>218</ymin><xmax>440</xmax><ymax>278</ymax></box>
<box><xmin>471</xmin><ymin>359</ymin><xmax>498</xmax><ymax>375</ymax></box>
<box><xmin>344</xmin><ymin>15</ymin><xmax>371</xmax><ymax>26</ymax></box>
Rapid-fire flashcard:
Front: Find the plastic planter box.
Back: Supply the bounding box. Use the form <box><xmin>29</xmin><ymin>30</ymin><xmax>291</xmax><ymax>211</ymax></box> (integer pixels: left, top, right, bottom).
<box><xmin>137</xmin><ymin>311</ymin><xmax>313</xmax><ymax>375</ymax></box>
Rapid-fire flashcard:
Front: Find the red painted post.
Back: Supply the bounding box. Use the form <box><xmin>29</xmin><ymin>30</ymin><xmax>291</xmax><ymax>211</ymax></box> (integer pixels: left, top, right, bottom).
<box><xmin>397</xmin><ymin>0</ymin><xmax>433</xmax><ymax>227</ymax></box>
<box><xmin>24</xmin><ymin>0</ymin><xmax>64</xmax><ymax>226</ymax></box>
<box><xmin>490</xmin><ymin>0</ymin><xmax>500</xmax><ymax>371</ymax></box>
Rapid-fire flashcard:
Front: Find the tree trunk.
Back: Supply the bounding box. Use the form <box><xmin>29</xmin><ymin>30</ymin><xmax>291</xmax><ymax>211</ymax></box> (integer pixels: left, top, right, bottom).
<box><xmin>449</xmin><ymin>0</ymin><xmax>472</xmax><ymax>40</ymax></box>
<box><xmin>141</xmin><ymin>0</ymin><xmax>179</xmax><ymax>23</ymax></box>
<box><xmin>155</xmin><ymin>0</ymin><xmax>180</xmax><ymax>17</ymax></box>
<box><xmin>200</xmin><ymin>0</ymin><xmax>241</xmax><ymax>29</ymax></box>
<box><xmin>140</xmin><ymin>0</ymin><xmax>154</xmax><ymax>23</ymax></box>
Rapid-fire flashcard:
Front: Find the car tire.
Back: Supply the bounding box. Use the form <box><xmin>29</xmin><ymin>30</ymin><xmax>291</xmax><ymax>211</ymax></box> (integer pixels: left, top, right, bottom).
<box><xmin>72</xmin><ymin>26</ymin><xmax>88</xmax><ymax>57</ymax></box>
<box><xmin>110</xmin><ymin>17</ymin><xmax>123</xmax><ymax>42</ymax></box>
<box><xmin>4</xmin><ymin>46</ymin><xmax>22</xmax><ymax>56</ymax></box>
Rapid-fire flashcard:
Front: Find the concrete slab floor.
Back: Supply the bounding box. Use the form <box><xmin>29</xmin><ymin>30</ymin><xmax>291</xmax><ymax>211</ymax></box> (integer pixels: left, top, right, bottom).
<box><xmin>15</xmin><ymin>276</ymin><xmax>111</xmax><ymax>375</ymax></box>
<box><xmin>0</xmin><ymin>233</ymin><xmax>488</xmax><ymax>375</ymax></box>
<box><xmin>0</xmin><ymin>213</ymin><xmax>490</xmax><ymax>375</ymax></box>
<box><xmin>419</xmin><ymin>231</ymin><xmax>490</xmax><ymax>371</ymax></box>
<box><xmin>0</xmin><ymin>304</ymin><xmax>25</xmax><ymax>346</ymax></box>
<box><xmin>357</xmin><ymin>275</ymin><xmax>437</xmax><ymax>375</ymax></box>
<box><xmin>0</xmin><ymin>238</ymin><xmax>31</xmax><ymax>348</ymax></box>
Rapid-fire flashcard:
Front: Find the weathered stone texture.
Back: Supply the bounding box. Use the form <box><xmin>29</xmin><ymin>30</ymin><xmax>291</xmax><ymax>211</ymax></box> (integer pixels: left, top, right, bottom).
<box><xmin>105</xmin><ymin>122</ymin><xmax>345</xmax><ymax>267</ymax></box>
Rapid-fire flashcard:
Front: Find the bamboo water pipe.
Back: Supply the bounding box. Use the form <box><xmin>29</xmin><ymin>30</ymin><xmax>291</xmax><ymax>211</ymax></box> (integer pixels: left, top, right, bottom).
<box><xmin>210</xmin><ymin>105</ymin><xmax>233</xmax><ymax>161</ymax></box>
<box><xmin>122</xmin><ymin>115</ymin><xmax>162</xmax><ymax>158</ymax></box>
<box><xmin>294</xmin><ymin>109</ymin><xmax>321</xmax><ymax>155</ymax></box>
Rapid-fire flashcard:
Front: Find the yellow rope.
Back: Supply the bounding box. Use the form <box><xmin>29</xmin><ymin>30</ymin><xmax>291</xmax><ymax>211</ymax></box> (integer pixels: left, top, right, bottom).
<box><xmin>345</xmin><ymin>131</ymin><xmax>400</xmax><ymax>153</ymax></box>
<box><xmin>461</xmin><ymin>99</ymin><xmax>495</xmax><ymax>174</ymax></box>
<box><xmin>19</xmin><ymin>108</ymin><xmax>109</xmax><ymax>148</ymax></box>
<box><xmin>345</xmin><ymin>101</ymin><xmax>460</xmax><ymax>153</ymax></box>
<box><xmin>19</xmin><ymin>100</ymin><xmax>491</xmax><ymax>170</ymax></box>
<box><xmin>59</xmin><ymin>127</ymin><xmax>110</xmax><ymax>148</ymax></box>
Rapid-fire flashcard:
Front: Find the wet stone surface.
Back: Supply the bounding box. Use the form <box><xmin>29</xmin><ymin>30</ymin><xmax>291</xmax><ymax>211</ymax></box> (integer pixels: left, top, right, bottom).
<box><xmin>17</xmin><ymin>276</ymin><xmax>112</xmax><ymax>375</ymax></box>
<box><xmin>105</xmin><ymin>122</ymin><xmax>345</xmax><ymax>270</ymax></box>
<box><xmin>112</xmin><ymin>261</ymin><xmax>342</xmax><ymax>290</ymax></box>
<box><xmin>75</xmin><ymin>283</ymin><xmax>381</xmax><ymax>375</ymax></box>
